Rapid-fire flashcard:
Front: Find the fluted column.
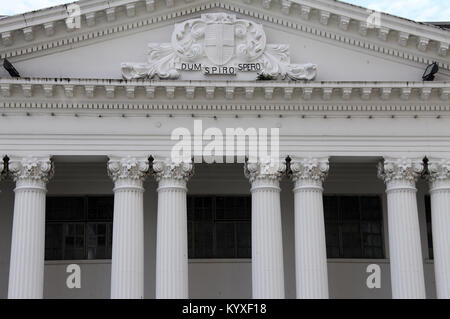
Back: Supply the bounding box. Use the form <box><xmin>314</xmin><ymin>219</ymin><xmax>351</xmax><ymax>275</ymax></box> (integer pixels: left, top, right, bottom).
<box><xmin>8</xmin><ymin>156</ymin><xmax>54</xmax><ymax>299</ymax></box>
<box><xmin>153</xmin><ymin>159</ymin><xmax>193</xmax><ymax>299</ymax></box>
<box><xmin>378</xmin><ymin>157</ymin><xmax>426</xmax><ymax>299</ymax></box>
<box><xmin>290</xmin><ymin>158</ymin><xmax>329</xmax><ymax>299</ymax></box>
<box><xmin>427</xmin><ymin>158</ymin><xmax>450</xmax><ymax>299</ymax></box>
<box><xmin>245</xmin><ymin>159</ymin><xmax>285</xmax><ymax>299</ymax></box>
<box><xmin>108</xmin><ymin>156</ymin><xmax>150</xmax><ymax>299</ymax></box>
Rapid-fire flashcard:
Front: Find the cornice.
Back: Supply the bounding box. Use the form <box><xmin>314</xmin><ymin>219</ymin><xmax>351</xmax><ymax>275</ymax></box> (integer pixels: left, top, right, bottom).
<box><xmin>0</xmin><ymin>78</ymin><xmax>449</xmax><ymax>104</ymax></box>
<box><xmin>0</xmin><ymin>0</ymin><xmax>448</xmax><ymax>72</ymax></box>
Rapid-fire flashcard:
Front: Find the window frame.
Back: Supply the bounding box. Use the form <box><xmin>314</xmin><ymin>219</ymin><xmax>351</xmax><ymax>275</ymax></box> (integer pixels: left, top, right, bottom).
<box><xmin>187</xmin><ymin>195</ymin><xmax>252</xmax><ymax>260</ymax></box>
<box><xmin>323</xmin><ymin>194</ymin><xmax>386</xmax><ymax>259</ymax></box>
<box><xmin>45</xmin><ymin>195</ymin><xmax>114</xmax><ymax>261</ymax></box>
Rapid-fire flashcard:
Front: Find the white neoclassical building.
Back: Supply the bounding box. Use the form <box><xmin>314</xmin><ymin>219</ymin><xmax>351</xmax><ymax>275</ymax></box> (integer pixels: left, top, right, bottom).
<box><xmin>0</xmin><ymin>0</ymin><xmax>449</xmax><ymax>299</ymax></box>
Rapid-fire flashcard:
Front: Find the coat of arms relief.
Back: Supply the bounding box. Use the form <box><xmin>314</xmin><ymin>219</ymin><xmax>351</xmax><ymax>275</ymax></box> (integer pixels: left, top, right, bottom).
<box><xmin>121</xmin><ymin>13</ymin><xmax>317</xmax><ymax>81</ymax></box>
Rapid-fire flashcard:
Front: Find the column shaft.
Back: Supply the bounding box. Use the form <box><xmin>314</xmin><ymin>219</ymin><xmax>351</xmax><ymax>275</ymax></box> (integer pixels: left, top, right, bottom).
<box><xmin>108</xmin><ymin>157</ymin><xmax>149</xmax><ymax>299</ymax></box>
<box><xmin>428</xmin><ymin>159</ymin><xmax>450</xmax><ymax>299</ymax></box>
<box><xmin>7</xmin><ymin>157</ymin><xmax>53</xmax><ymax>299</ymax></box>
<box><xmin>245</xmin><ymin>160</ymin><xmax>285</xmax><ymax>299</ymax></box>
<box><xmin>153</xmin><ymin>160</ymin><xmax>193</xmax><ymax>299</ymax></box>
<box><xmin>379</xmin><ymin>158</ymin><xmax>426</xmax><ymax>299</ymax></box>
<box><xmin>291</xmin><ymin>158</ymin><xmax>329</xmax><ymax>299</ymax></box>
<box><xmin>155</xmin><ymin>179</ymin><xmax>188</xmax><ymax>298</ymax></box>
<box><xmin>251</xmin><ymin>180</ymin><xmax>285</xmax><ymax>298</ymax></box>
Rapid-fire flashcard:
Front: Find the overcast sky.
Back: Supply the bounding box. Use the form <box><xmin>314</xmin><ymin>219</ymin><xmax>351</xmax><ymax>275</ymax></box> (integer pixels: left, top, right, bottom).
<box><xmin>0</xmin><ymin>0</ymin><xmax>448</xmax><ymax>22</ymax></box>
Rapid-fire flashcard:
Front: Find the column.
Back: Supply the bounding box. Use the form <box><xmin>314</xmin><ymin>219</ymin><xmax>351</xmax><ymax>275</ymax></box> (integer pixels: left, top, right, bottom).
<box><xmin>108</xmin><ymin>156</ymin><xmax>150</xmax><ymax>299</ymax></box>
<box><xmin>427</xmin><ymin>158</ymin><xmax>450</xmax><ymax>299</ymax></box>
<box><xmin>290</xmin><ymin>157</ymin><xmax>329</xmax><ymax>299</ymax></box>
<box><xmin>245</xmin><ymin>158</ymin><xmax>285</xmax><ymax>299</ymax></box>
<box><xmin>378</xmin><ymin>157</ymin><xmax>426</xmax><ymax>299</ymax></box>
<box><xmin>8</xmin><ymin>156</ymin><xmax>54</xmax><ymax>299</ymax></box>
<box><xmin>153</xmin><ymin>159</ymin><xmax>193</xmax><ymax>299</ymax></box>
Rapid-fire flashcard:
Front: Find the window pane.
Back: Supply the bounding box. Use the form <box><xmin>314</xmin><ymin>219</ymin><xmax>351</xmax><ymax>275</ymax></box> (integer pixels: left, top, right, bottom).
<box><xmin>325</xmin><ymin>222</ymin><xmax>340</xmax><ymax>258</ymax></box>
<box><xmin>236</xmin><ymin>221</ymin><xmax>251</xmax><ymax>258</ymax></box>
<box><xmin>323</xmin><ymin>196</ymin><xmax>338</xmax><ymax>221</ymax></box>
<box><xmin>87</xmin><ymin>223</ymin><xmax>110</xmax><ymax>260</ymax></box>
<box><xmin>87</xmin><ymin>197</ymin><xmax>114</xmax><ymax>220</ymax></box>
<box><xmin>341</xmin><ymin>197</ymin><xmax>360</xmax><ymax>220</ymax></box>
<box><xmin>46</xmin><ymin>197</ymin><xmax>85</xmax><ymax>221</ymax></box>
<box><xmin>63</xmin><ymin>223</ymin><xmax>85</xmax><ymax>260</ymax></box>
<box><xmin>194</xmin><ymin>197</ymin><xmax>213</xmax><ymax>221</ymax></box>
<box><xmin>341</xmin><ymin>222</ymin><xmax>362</xmax><ymax>258</ymax></box>
<box><xmin>361</xmin><ymin>196</ymin><xmax>382</xmax><ymax>220</ymax></box>
<box><xmin>45</xmin><ymin>223</ymin><xmax>63</xmax><ymax>260</ymax></box>
<box><xmin>193</xmin><ymin>221</ymin><xmax>213</xmax><ymax>258</ymax></box>
<box><xmin>216</xmin><ymin>222</ymin><xmax>235</xmax><ymax>258</ymax></box>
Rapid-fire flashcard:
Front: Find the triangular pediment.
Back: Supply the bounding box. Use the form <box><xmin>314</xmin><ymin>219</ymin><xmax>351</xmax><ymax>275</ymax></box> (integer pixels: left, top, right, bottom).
<box><xmin>0</xmin><ymin>0</ymin><xmax>449</xmax><ymax>81</ymax></box>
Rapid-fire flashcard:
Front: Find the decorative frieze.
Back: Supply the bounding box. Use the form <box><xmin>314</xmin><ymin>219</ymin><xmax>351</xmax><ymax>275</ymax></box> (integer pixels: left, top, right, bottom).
<box><xmin>319</xmin><ymin>11</ymin><xmax>331</xmax><ymax>26</ymax></box>
<box><xmin>417</xmin><ymin>37</ymin><xmax>430</xmax><ymax>52</ymax></box>
<box><xmin>0</xmin><ymin>78</ymin><xmax>449</xmax><ymax>103</ymax></box>
<box><xmin>338</xmin><ymin>16</ymin><xmax>350</xmax><ymax>31</ymax></box>
<box><xmin>299</xmin><ymin>5</ymin><xmax>311</xmax><ymax>20</ymax></box>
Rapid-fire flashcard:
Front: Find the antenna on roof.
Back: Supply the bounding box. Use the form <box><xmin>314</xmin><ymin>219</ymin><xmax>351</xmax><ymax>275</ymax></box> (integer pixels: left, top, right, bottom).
<box><xmin>3</xmin><ymin>58</ymin><xmax>20</xmax><ymax>78</ymax></box>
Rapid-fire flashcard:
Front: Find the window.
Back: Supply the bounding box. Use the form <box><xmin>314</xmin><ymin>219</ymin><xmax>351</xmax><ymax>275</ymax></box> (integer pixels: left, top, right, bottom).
<box><xmin>187</xmin><ymin>196</ymin><xmax>251</xmax><ymax>259</ymax></box>
<box><xmin>45</xmin><ymin>196</ymin><xmax>114</xmax><ymax>261</ymax></box>
<box><xmin>425</xmin><ymin>195</ymin><xmax>433</xmax><ymax>259</ymax></box>
<box><xmin>324</xmin><ymin>195</ymin><xmax>384</xmax><ymax>259</ymax></box>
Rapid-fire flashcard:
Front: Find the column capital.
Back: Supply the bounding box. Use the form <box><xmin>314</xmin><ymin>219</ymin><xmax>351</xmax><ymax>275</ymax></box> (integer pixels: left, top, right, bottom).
<box><xmin>244</xmin><ymin>158</ymin><xmax>286</xmax><ymax>184</ymax></box>
<box><xmin>152</xmin><ymin>159</ymin><xmax>194</xmax><ymax>183</ymax></box>
<box><xmin>8</xmin><ymin>156</ymin><xmax>54</xmax><ymax>187</ymax></box>
<box><xmin>378</xmin><ymin>157</ymin><xmax>424</xmax><ymax>190</ymax></box>
<box><xmin>427</xmin><ymin>158</ymin><xmax>450</xmax><ymax>191</ymax></box>
<box><xmin>107</xmin><ymin>156</ymin><xmax>150</xmax><ymax>183</ymax></box>
<box><xmin>290</xmin><ymin>157</ymin><xmax>329</xmax><ymax>189</ymax></box>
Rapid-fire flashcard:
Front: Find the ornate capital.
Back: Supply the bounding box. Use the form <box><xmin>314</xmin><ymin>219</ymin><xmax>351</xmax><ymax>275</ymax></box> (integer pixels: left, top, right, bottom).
<box><xmin>427</xmin><ymin>158</ymin><xmax>450</xmax><ymax>192</ymax></box>
<box><xmin>107</xmin><ymin>156</ymin><xmax>150</xmax><ymax>183</ymax></box>
<box><xmin>9</xmin><ymin>156</ymin><xmax>54</xmax><ymax>184</ymax></box>
<box><xmin>244</xmin><ymin>158</ymin><xmax>286</xmax><ymax>184</ymax></box>
<box><xmin>290</xmin><ymin>158</ymin><xmax>329</xmax><ymax>185</ymax></box>
<box><xmin>152</xmin><ymin>159</ymin><xmax>194</xmax><ymax>182</ymax></box>
<box><xmin>378</xmin><ymin>157</ymin><xmax>424</xmax><ymax>187</ymax></box>
<box><xmin>428</xmin><ymin>158</ymin><xmax>450</xmax><ymax>182</ymax></box>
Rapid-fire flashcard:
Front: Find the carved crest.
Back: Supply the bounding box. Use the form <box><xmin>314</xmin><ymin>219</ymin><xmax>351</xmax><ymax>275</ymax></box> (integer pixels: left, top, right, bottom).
<box><xmin>204</xmin><ymin>23</ymin><xmax>235</xmax><ymax>65</ymax></box>
<box><xmin>122</xmin><ymin>13</ymin><xmax>317</xmax><ymax>81</ymax></box>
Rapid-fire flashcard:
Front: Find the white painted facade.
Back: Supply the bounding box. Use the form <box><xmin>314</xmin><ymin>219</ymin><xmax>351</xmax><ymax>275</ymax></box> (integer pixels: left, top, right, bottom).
<box><xmin>0</xmin><ymin>0</ymin><xmax>449</xmax><ymax>299</ymax></box>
